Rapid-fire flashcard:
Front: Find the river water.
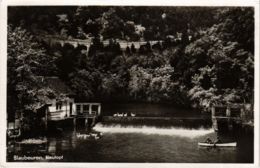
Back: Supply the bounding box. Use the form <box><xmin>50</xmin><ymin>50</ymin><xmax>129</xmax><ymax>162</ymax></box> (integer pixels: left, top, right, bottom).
<box><xmin>7</xmin><ymin>103</ymin><xmax>254</xmax><ymax>163</ymax></box>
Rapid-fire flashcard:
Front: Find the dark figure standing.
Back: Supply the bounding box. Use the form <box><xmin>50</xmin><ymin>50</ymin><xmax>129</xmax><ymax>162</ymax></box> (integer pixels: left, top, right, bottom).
<box><xmin>214</xmin><ymin>136</ymin><xmax>222</xmax><ymax>144</ymax></box>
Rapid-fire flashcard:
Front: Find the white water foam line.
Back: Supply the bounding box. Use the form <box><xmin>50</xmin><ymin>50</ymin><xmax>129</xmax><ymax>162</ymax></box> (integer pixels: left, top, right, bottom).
<box><xmin>93</xmin><ymin>123</ymin><xmax>214</xmax><ymax>138</ymax></box>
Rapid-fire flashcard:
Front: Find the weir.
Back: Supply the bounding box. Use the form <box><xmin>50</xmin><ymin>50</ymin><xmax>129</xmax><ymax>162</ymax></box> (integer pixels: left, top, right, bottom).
<box><xmin>93</xmin><ymin>123</ymin><xmax>214</xmax><ymax>138</ymax></box>
<box><xmin>101</xmin><ymin>116</ymin><xmax>212</xmax><ymax>129</ymax></box>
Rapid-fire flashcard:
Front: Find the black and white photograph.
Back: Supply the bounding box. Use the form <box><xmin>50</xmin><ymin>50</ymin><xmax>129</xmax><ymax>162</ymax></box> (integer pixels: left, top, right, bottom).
<box><xmin>0</xmin><ymin>1</ymin><xmax>259</xmax><ymax>166</ymax></box>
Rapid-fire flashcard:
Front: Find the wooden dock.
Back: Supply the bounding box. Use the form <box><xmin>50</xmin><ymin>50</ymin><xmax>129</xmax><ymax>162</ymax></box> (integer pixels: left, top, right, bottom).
<box><xmin>47</xmin><ymin>103</ymin><xmax>101</xmax><ymax>129</ymax></box>
<box><xmin>211</xmin><ymin>104</ymin><xmax>252</xmax><ymax>131</ymax></box>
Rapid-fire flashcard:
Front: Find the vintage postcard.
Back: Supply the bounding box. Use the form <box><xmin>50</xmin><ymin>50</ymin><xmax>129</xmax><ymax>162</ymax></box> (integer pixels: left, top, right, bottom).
<box><xmin>0</xmin><ymin>0</ymin><xmax>259</xmax><ymax>167</ymax></box>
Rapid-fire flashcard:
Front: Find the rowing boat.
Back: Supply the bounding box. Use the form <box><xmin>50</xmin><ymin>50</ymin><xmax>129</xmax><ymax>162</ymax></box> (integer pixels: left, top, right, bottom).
<box><xmin>198</xmin><ymin>142</ymin><xmax>237</xmax><ymax>147</ymax></box>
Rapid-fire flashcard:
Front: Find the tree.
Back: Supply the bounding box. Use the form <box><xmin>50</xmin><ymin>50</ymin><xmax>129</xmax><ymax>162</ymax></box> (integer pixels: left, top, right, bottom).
<box><xmin>128</xmin><ymin>66</ymin><xmax>152</xmax><ymax>100</ymax></box>
<box><xmin>147</xmin><ymin>64</ymin><xmax>175</xmax><ymax>102</ymax></box>
<box><xmin>186</xmin><ymin>7</ymin><xmax>254</xmax><ymax>110</ymax></box>
<box><xmin>101</xmin><ymin>72</ymin><xmax>128</xmax><ymax>101</ymax></box>
<box><xmin>100</xmin><ymin>8</ymin><xmax>125</xmax><ymax>39</ymax></box>
<box><xmin>215</xmin><ymin>8</ymin><xmax>254</xmax><ymax>53</ymax></box>
<box><xmin>8</xmin><ymin>25</ymin><xmax>57</xmax><ymax>132</ymax></box>
<box><xmin>69</xmin><ymin>69</ymin><xmax>103</xmax><ymax>101</ymax></box>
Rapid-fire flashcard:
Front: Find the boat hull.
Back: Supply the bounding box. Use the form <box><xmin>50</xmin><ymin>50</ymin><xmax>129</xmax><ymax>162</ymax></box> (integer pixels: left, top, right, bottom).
<box><xmin>198</xmin><ymin>142</ymin><xmax>237</xmax><ymax>147</ymax></box>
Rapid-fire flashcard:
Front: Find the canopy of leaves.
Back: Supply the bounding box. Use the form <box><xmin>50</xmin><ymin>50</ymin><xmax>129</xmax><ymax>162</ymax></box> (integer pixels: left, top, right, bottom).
<box><xmin>185</xmin><ymin>7</ymin><xmax>254</xmax><ymax>109</ymax></box>
<box><xmin>8</xmin><ymin>6</ymin><xmax>219</xmax><ymax>41</ymax></box>
<box><xmin>7</xmin><ymin>25</ymin><xmax>58</xmax><ymax>119</ymax></box>
<box><xmin>8</xmin><ymin>7</ymin><xmax>254</xmax><ymax>114</ymax></box>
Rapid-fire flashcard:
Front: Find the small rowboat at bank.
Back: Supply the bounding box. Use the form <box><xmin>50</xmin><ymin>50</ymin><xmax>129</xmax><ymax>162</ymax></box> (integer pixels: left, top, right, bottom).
<box><xmin>198</xmin><ymin>142</ymin><xmax>237</xmax><ymax>147</ymax></box>
<box><xmin>16</xmin><ymin>138</ymin><xmax>47</xmax><ymax>145</ymax></box>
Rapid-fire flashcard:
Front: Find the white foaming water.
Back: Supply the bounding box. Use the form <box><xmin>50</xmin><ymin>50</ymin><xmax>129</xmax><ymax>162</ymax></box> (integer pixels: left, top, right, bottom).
<box><xmin>93</xmin><ymin>123</ymin><xmax>214</xmax><ymax>138</ymax></box>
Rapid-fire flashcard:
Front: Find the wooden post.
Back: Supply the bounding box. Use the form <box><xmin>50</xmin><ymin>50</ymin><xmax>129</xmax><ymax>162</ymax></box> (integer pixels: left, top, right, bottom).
<box><xmin>212</xmin><ymin>117</ymin><xmax>218</xmax><ymax>132</ymax></box>
<box><xmin>211</xmin><ymin>106</ymin><xmax>218</xmax><ymax>131</ymax></box>
<box><xmin>80</xmin><ymin>104</ymin><xmax>83</xmax><ymax>114</ymax></box>
<box><xmin>89</xmin><ymin>104</ymin><xmax>92</xmax><ymax>115</ymax></box>
<box><xmin>211</xmin><ymin>106</ymin><xmax>215</xmax><ymax>117</ymax></box>
<box><xmin>98</xmin><ymin>105</ymin><xmax>101</xmax><ymax>116</ymax></box>
<box><xmin>75</xmin><ymin>104</ymin><xmax>78</xmax><ymax>115</ymax></box>
<box><xmin>228</xmin><ymin>118</ymin><xmax>233</xmax><ymax>131</ymax></box>
<box><xmin>240</xmin><ymin>106</ymin><xmax>246</xmax><ymax>120</ymax></box>
<box><xmin>85</xmin><ymin>118</ymin><xmax>88</xmax><ymax>127</ymax></box>
<box><xmin>45</xmin><ymin>107</ymin><xmax>48</xmax><ymax>131</ymax></box>
<box><xmin>226</xmin><ymin>106</ymin><xmax>231</xmax><ymax>117</ymax></box>
<box><xmin>65</xmin><ymin>101</ymin><xmax>68</xmax><ymax>117</ymax></box>
<box><xmin>73</xmin><ymin>117</ymin><xmax>76</xmax><ymax>130</ymax></box>
<box><xmin>92</xmin><ymin>117</ymin><xmax>96</xmax><ymax>127</ymax></box>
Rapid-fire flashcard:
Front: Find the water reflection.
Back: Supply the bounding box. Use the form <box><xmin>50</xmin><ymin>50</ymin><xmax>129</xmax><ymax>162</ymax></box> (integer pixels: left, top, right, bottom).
<box><xmin>47</xmin><ymin>130</ymin><xmax>78</xmax><ymax>155</ymax></box>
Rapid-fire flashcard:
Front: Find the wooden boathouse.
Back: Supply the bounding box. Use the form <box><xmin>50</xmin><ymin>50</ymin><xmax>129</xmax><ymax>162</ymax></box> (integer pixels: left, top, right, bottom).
<box><xmin>211</xmin><ymin>104</ymin><xmax>253</xmax><ymax>131</ymax></box>
<box><xmin>37</xmin><ymin>76</ymin><xmax>102</xmax><ymax>130</ymax></box>
<box><xmin>73</xmin><ymin>103</ymin><xmax>101</xmax><ymax>127</ymax></box>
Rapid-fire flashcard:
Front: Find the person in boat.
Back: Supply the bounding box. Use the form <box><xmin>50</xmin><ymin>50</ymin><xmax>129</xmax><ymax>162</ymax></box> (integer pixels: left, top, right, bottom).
<box><xmin>214</xmin><ymin>136</ymin><xmax>222</xmax><ymax>144</ymax></box>
<box><xmin>204</xmin><ymin>137</ymin><xmax>213</xmax><ymax>144</ymax></box>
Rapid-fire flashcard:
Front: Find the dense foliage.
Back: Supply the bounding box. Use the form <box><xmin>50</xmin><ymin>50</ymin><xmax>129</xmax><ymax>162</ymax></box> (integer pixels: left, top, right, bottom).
<box><xmin>8</xmin><ymin>6</ymin><xmax>254</xmax><ymax>121</ymax></box>
<box><xmin>185</xmin><ymin>8</ymin><xmax>254</xmax><ymax>111</ymax></box>
<box><xmin>9</xmin><ymin>6</ymin><xmax>217</xmax><ymax>41</ymax></box>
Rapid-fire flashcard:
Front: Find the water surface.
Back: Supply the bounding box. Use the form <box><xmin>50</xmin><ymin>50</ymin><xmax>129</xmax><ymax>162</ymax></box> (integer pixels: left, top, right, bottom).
<box><xmin>7</xmin><ymin>103</ymin><xmax>253</xmax><ymax>163</ymax></box>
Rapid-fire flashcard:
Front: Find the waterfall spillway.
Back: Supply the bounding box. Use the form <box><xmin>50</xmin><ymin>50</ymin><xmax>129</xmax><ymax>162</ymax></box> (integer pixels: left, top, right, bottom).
<box><xmin>93</xmin><ymin>123</ymin><xmax>214</xmax><ymax>138</ymax></box>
